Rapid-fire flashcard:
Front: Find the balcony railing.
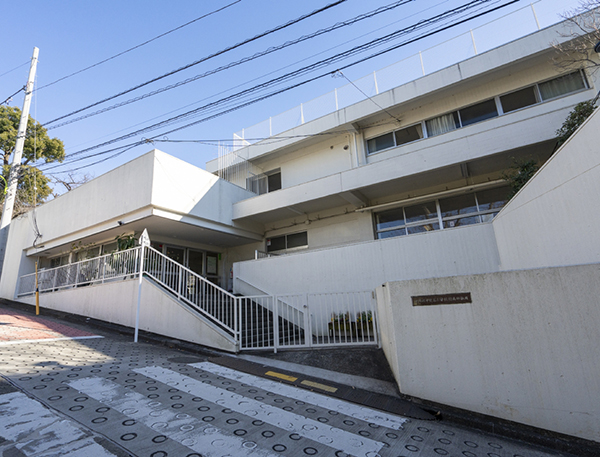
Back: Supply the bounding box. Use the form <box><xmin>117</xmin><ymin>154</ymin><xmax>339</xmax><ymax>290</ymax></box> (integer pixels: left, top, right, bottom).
<box><xmin>231</xmin><ymin>2</ymin><xmax>558</xmax><ymax>151</ymax></box>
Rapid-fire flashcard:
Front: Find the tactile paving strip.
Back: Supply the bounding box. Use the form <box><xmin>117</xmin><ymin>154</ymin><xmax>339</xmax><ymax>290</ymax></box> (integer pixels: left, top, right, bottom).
<box><xmin>208</xmin><ymin>355</ymin><xmax>433</xmax><ymax>421</ymax></box>
<box><xmin>0</xmin><ymin>335</ymin><xmax>568</xmax><ymax>456</ymax></box>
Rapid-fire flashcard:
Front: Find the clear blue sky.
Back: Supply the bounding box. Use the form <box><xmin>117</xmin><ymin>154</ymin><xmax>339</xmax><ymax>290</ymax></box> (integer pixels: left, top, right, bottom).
<box><xmin>0</xmin><ymin>0</ymin><xmax>583</xmax><ymax>185</ymax></box>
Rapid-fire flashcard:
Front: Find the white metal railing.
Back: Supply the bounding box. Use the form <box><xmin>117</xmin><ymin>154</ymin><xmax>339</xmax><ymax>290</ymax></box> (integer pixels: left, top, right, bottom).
<box><xmin>144</xmin><ymin>246</ymin><xmax>238</xmax><ymax>336</ymax></box>
<box><xmin>254</xmin><ymin>250</ymin><xmax>280</xmax><ymax>259</ymax></box>
<box><xmin>17</xmin><ymin>247</ymin><xmax>379</xmax><ymax>351</ymax></box>
<box><xmin>230</xmin><ymin>2</ymin><xmax>554</xmax><ymax>151</ymax></box>
<box><xmin>237</xmin><ymin>290</ymin><xmax>378</xmax><ymax>351</ymax></box>
<box><xmin>17</xmin><ymin>247</ymin><xmax>142</xmax><ymax>297</ymax></box>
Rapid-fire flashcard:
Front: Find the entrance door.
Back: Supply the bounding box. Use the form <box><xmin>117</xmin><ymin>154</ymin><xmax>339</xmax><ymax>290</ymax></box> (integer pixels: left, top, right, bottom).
<box><xmin>187</xmin><ymin>250</ymin><xmax>204</xmax><ymax>276</ymax></box>
<box><xmin>205</xmin><ymin>252</ymin><xmax>219</xmax><ymax>287</ymax></box>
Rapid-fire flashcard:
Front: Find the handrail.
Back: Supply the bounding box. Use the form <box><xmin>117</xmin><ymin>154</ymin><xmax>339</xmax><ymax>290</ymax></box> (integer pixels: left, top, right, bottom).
<box><xmin>17</xmin><ymin>247</ymin><xmax>142</xmax><ymax>297</ymax></box>
<box><xmin>234</xmin><ymin>276</ymin><xmax>269</xmax><ymax>296</ymax></box>
<box><xmin>143</xmin><ymin>246</ymin><xmax>238</xmax><ymax>336</ymax></box>
<box><xmin>145</xmin><ymin>246</ymin><xmax>235</xmax><ymax>299</ymax></box>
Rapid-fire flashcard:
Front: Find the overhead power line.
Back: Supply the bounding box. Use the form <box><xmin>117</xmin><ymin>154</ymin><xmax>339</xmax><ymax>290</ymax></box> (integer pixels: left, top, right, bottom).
<box><xmin>0</xmin><ymin>61</ymin><xmax>30</xmax><ymax>79</ymax></box>
<box><xmin>42</xmin><ymin>0</ymin><xmax>348</xmax><ymax>126</ymax></box>
<box><xmin>46</xmin><ymin>0</ymin><xmax>506</xmax><ymax>161</ymax></box>
<box><xmin>46</xmin><ymin>0</ymin><xmax>416</xmax><ymax>131</ymax></box>
<box><xmin>35</xmin><ymin>0</ymin><xmax>243</xmax><ymax>92</ymax></box>
<box><xmin>40</xmin><ymin>0</ymin><xmax>517</xmax><ymax>175</ymax></box>
<box><xmin>1</xmin><ymin>87</ymin><xmax>25</xmax><ymax>106</ymax></box>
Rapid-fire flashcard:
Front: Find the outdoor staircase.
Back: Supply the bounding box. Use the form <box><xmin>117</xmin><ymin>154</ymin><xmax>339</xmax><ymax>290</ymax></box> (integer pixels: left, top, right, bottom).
<box><xmin>17</xmin><ymin>245</ymin><xmax>376</xmax><ymax>352</ymax></box>
<box><xmin>239</xmin><ymin>298</ymin><xmax>305</xmax><ymax>349</ymax></box>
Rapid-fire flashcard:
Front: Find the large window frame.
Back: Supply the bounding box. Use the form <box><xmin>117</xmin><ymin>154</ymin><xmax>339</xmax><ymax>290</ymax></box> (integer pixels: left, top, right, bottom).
<box><xmin>247</xmin><ymin>168</ymin><xmax>282</xmax><ymax>195</ymax></box>
<box><xmin>266</xmin><ymin>231</ymin><xmax>308</xmax><ymax>253</ymax></box>
<box><xmin>366</xmin><ymin>70</ymin><xmax>589</xmax><ymax>155</ymax></box>
<box><xmin>375</xmin><ymin>186</ymin><xmax>510</xmax><ymax>239</ymax></box>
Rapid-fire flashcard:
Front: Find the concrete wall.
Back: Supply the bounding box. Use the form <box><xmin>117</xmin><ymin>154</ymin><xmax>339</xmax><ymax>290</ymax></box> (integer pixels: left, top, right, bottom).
<box><xmin>17</xmin><ymin>278</ymin><xmax>237</xmax><ymax>353</ymax></box>
<box><xmin>206</xmin><ymin>18</ymin><xmax>592</xmax><ymax>172</ymax></box>
<box><xmin>151</xmin><ymin>151</ymin><xmax>257</xmax><ymax>230</ymax></box>
<box><xmin>0</xmin><ymin>214</ymin><xmax>33</xmax><ymax>300</ymax></box>
<box><xmin>376</xmin><ymin>264</ymin><xmax>600</xmax><ymax>442</ymax></box>
<box><xmin>493</xmin><ymin>103</ymin><xmax>600</xmax><ymax>270</ymax></box>
<box><xmin>232</xmin><ymin>91</ymin><xmax>590</xmax><ymax>221</ymax></box>
<box><xmin>235</xmin><ymin>223</ymin><xmax>499</xmax><ymax>295</ymax></box>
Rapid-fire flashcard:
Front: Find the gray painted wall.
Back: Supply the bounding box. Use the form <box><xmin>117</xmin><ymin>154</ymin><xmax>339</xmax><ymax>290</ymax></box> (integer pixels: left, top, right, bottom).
<box><xmin>376</xmin><ymin>263</ymin><xmax>600</xmax><ymax>442</ymax></box>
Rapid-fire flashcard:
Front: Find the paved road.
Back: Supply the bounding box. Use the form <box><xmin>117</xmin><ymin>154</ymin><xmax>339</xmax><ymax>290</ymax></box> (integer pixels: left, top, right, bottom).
<box><xmin>0</xmin><ymin>307</ymin><xmax>573</xmax><ymax>456</ymax></box>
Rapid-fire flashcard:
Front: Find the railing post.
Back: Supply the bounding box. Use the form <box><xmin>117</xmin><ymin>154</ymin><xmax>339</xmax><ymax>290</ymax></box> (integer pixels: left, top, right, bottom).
<box><xmin>134</xmin><ymin>245</ymin><xmax>144</xmax><ymax>343</ymax></box>
<box><xmin>335</xmin><ymin>88</ymin><xmax>339</xmax><ymax>111</ymax></box>
<box><xmin>531</xmin><ymin>2</ymin><xmax>540</xmax><ymax>30</ymax></box>
<box><xmin>135</xmin><ymin>230</ymin><xmax>150</xmax><ymax>343</ymax></box>
<box><xmin>305</xmin><ymin>293</ymin><xmax>312</xmax><ymax>348</ymax></box>
<box><xmin>76</xmin><ymin>262</ymin><xmax>81</xmax><ymax>287</ymax></box>
<box><xmin>470</xmin><ymin>29</ymin><xmax>478</xmax><ymax>55</ymax></box>
<box><xmin>234</xmin><ymin>296</ymin><xmax>239</xmax><ymax>350</ymax></box>
<box><xmin>273</xmin><ymin>295</ymin><xmax>279</xmax><ymax>353</ymax></box>
<box><xmin>373</xmin><ymin>71</ymin><xmax>379</xmax><ymax>95</ymax></box>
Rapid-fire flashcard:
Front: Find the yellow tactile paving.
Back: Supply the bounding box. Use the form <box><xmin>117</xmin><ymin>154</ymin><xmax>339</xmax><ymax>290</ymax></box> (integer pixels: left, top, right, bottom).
<box><xmin>265</xmin><ymin>371</ymin><xmax>298</xmax><ymax>382</ymax></box>
<box><xmin>300</xmin><ymin>379</ymin><xmax>338</xmax><ymax>393</ymax></box>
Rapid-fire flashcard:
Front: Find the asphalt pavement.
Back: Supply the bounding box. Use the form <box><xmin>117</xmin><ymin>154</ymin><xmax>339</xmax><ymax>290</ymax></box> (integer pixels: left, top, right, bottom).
<box><xmin>0</xmin><ymin>304</ymin><xmax>589</xmax><ymax>457</ymax></box>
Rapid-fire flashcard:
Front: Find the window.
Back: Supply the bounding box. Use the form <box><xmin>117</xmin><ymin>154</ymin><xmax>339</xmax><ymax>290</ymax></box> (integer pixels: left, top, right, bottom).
<box><xmin>50</xmin><ymin>254</ymin><xmax>70</xmax><ymax>268</ymax></box>
<box><xmin>500</xmin><ymin>70</ymin><xmax>588</xmax><ymax>113</ymax></box>
<box><xmin>375</xmin><ymin>186</ymin><xmax>510</xmax><ymax>239</ymax></box>
<box><xmin>500</xmin><ymin>86</ymin><xmax>538</xmax><ymax>113</ymax></box>
<box><xmin>367</xmin><ymin>70</ymin><xmax>589</xmax><ymax>151</ymax></box>
<box><xmin>367</xmin><ymin>132</ymin><xmax>395</xmax><ymax>153</ymax></box>
<box><xmin>247</xmin><ymin>169</ymin><xmax>281</xmax><ymax>195</ymax></box>
<box><xmin>395</xmin><ymin>124</ymin><xmax>423</xmax><ymax>146</ymax></box>
<box><xmin>266</xmin><ymin>231</ymin><xmax>308</xmax><ymax>252</ymax></box>
<box><xmin>376</xmin><ymin>201</ymin><xmax>439</xmax><ymax>238</ymax></box>
<box><xmin>459</xmin><ymin>99</ymin><xmax>498</xmax><ymax>126</ymax></box>
<box><xmin>367</xmin><ymin>124</ymin><xmax>424</xmax><ymax>154</ymax></box>
<box><xmin>538</xmin><ymin>71</ymin><xmax>587</xmax><ymax>101</ymax></box>
<box><xmin>425</xmin><ymin>112</ymin><xmax>460</xmax><ymax>137</ymax></box>
<box><xmin>426</xmin><ymin>99</ymin><xmax>498</xmax><ymax>137</ymax></box>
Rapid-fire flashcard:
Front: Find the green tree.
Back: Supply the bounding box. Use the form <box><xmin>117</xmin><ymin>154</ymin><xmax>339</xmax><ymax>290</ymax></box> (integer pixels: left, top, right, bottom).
<box><xmin>555</xmin><ymin>99</ymin><xmax>597</xmax><ymax>147</ymax></box>
<box><xmin>0</xmin><ymin>105</ymin><xmax>65</xmax><ymax>217</ymax></box>
<box><xmin>502</xmin><ymin>158</ymin><xmax>540</xmax><ymax>200</ymax></box>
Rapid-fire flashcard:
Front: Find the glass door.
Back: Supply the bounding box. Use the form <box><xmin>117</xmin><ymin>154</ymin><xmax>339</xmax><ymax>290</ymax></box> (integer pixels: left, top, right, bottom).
<box><xmin>205</xmin><ymin>252</ymin><xmax>219</xmax><ymax>286</ymax></box>
<box><xmin>187</xmin><ymin>250</ymin><xmax>204</xmax><ymax>276</ymax></box>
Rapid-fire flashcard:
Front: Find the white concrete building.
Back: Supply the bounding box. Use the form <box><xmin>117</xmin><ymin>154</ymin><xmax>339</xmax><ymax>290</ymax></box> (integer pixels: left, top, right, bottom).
<box><xmin>1</xmin><ymin>12</ymin><xmax>599</xmax><ymax>443</ymax></box>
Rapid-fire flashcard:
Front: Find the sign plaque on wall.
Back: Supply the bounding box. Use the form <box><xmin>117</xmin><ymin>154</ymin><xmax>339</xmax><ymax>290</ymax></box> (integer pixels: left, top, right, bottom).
<box><xmin>412</xmin><ymin>292</ymin><xmax>472</xmax><ymax>307</ymax></box>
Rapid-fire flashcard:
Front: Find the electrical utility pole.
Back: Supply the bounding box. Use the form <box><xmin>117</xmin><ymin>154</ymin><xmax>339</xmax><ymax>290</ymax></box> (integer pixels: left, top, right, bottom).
<box><xmin>0</xmin><ymin>47</ymin><xmax>39</xmax><ymax>279</ymax></box>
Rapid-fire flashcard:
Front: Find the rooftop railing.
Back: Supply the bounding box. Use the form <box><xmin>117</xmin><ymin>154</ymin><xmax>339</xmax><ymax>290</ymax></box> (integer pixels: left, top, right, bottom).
<box><xmin>231</xmin><ymin>2</ymin><xmax>560</xmax><ymax>151</ymax></box>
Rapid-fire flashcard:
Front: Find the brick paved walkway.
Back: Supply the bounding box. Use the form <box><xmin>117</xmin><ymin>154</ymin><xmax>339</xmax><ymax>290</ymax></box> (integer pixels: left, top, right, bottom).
<box><xmin>0</xmin><ymin>308</ymin><xmax>98</xmax><ymax>343</ymax></box>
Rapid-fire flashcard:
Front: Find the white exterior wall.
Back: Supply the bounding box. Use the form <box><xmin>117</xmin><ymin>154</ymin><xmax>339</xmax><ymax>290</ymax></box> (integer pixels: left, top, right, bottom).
<box><xmin>235</xmin><ymin>223</ymin><xmax>499</xmax><ymax>295</ymax></box>
<box><xmin>150</xmin><ymin>151</ymin><xmax>257</xmax><ymax>230</ymax></box>
<box><xmin>263</xmin><ymin>209</ymin><xmax>373</xmax><ymax>252</ymax></box>
<box><xmin>376</xmin><ymin>264</ymin><xmax>600</xmax><ymax>442</ymax></box>
<box><xmin>493</xmin><ymin>104</ymin><xmax>600</xmax><ymax>270</ymax></box>
<box><xmin>258</xmin><ymin>135</ymin><xmax>354</xmax><ymax>188</ymax></box>
<box><xmin>17</xmin><ymin>278</ymin><xmax>236</xmax><ymax>352</ymax></box>
<box><xmin>232</xmin><ymin>91</ymin><xmax>590</xmax><ymax>221</ymax></box>
<box><xmin>0</xmin><ymin>214</ymin><xmax>36</xmax><ymax>300</ymax></box>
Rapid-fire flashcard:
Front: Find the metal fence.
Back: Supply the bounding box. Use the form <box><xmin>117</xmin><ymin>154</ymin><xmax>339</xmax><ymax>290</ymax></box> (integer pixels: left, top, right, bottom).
<box><xmin>238</xmin><ymin>291</ymin><xmax>378</xmax><ymax>351</ymax></box>
<box><xmin>17</xmin><ymin>247</ymin><xmax>378</xmax><ymax>351</ymax></box>
<box><xmin>17</xmin><ymin>248</ymin><xmax>141</xmax><ymax>297</ymax></box>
